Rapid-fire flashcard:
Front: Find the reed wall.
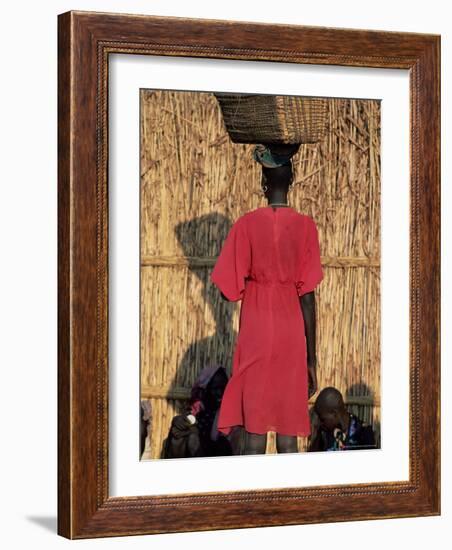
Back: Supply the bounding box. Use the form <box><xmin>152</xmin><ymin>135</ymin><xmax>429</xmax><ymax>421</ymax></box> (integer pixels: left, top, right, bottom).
<box><xmin>139</xmin><ymin>89</ymin><xmax>381</xmax><ymax>458</ymax></box>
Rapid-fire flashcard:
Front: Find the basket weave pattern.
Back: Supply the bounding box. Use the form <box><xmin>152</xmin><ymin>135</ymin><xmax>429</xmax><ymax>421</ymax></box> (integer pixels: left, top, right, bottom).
<box><xmin>214</xmin><ymin>93</ymin><xmax>328</xmax><ymax>144</ymax></box>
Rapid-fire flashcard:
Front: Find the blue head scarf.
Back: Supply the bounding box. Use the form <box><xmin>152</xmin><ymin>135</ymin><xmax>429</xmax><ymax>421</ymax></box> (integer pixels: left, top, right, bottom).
<box><xmin>253</xmin><ymin>144</ymin><xmax>293</xmax><ymax>168</ymax></box>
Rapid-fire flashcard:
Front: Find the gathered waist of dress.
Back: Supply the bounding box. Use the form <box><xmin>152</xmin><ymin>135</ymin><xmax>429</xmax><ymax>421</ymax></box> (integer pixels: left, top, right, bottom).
<box><xmin>247</xmin><ymin>276</ymin><xmax>296</xmax><ymax>287</ymax></box>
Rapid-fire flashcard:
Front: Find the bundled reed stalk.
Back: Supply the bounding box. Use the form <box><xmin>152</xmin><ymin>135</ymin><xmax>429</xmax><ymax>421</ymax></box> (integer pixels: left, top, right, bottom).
<box><xmin>140</xmin><ymin>89</ymin><xmax>381</xmax><ymax>458</ymax></box>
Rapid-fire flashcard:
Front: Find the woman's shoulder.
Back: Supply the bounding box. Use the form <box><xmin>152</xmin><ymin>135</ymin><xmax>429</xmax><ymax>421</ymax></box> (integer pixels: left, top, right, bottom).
<box><xmin>281</xmin><ymin>210</ymin><xmax>318</xmax><ymax>231</ymax></box>
<box><xmin>237</xmin><ymin>208</ymin><xmax>318</xmax><ymax>228</ymax></box>
<box><xmin>242</xmin><ymin>206</ymin><xmax>305</xmax><ymax>218</ymax></box>
<box><xmin>296</xmin><ymin>212</ymin><xmax>319</xmax><ymax>230</ymax></box>
<box><xmin>229</xmin><ymin>213</ymin><xmax>250</xmax><ymax>231</ymax></box>
<box><xmin>233</xmin><ymin>209</ymin><xmax>261</xmax><ymax>228</ymax></box>
<box><xmin>290</xmin><ymin>209</ymin><xmax>315</xmax><ymax>221</ymax></box>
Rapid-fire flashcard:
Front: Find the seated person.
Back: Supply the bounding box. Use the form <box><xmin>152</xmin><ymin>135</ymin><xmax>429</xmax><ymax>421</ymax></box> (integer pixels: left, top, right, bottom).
<box><xmin>308</xmin><ymin>386</ymin><xmax>377</xmax><ymax>452</ymax></box>
<box><xmin>162</xmin><ymin>365</ymin><xmax>245</xmax><ymax>458</ymax></box>
<box><xmin>140</xmin><ymin>399</ymin><xmax>152</xmax><ymax>459</ymax></box>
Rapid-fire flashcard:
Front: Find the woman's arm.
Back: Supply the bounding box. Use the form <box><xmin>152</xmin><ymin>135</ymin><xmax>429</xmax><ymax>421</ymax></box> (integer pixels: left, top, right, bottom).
<box><xmin>300</xmin><ymin>291</ymin><xmax>318</xmax><ymax>397</ymax></box>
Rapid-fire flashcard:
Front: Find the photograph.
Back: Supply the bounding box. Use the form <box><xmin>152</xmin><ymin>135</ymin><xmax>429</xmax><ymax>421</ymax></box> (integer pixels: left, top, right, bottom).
<box><xmin>139</xmin><ymin>90</ymin><xmax>381</xmax><ymax>460</ymax></box>
<box><xmin>55</xmin><ymin>9</ymin><xmax>440</xmax><ymax>538</ymax></box>
<box><xmin>0</xmin><ymin>0</ymin><xmax>446</xmax><ymax>544</ymax></box>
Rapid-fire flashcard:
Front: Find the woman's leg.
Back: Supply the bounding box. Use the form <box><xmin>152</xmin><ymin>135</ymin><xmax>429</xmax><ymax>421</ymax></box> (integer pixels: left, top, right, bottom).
<box><xmin>276</xmin><ymin>433</ymin><xmax>298</xmax><ymax>453</ymax></box>
<box><xmin>244</xmin><ymin>430</ymin><xmax>267</xmax><ymax>454</ymax></box>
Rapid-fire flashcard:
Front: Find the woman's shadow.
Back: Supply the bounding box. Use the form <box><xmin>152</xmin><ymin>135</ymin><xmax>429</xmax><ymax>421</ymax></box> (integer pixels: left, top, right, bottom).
<box><xmin>157</xmin><ymin>213</ymin><xmax>238</xmax><ymax>457</ymax></box>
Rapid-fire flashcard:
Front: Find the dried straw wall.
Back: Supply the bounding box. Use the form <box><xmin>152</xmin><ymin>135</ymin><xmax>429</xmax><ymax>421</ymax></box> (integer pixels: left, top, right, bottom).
<box><xmin>140</xmin><ymin>89</ymin><xmax>381</xmax><ymax>458</ymax></box>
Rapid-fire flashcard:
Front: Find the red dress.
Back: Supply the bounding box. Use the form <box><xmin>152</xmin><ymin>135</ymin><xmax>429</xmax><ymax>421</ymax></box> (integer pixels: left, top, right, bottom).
<box><xmin>210</xmin><ymin>206</ymin><xmax>324</xmax><ymax>437</ymax></box>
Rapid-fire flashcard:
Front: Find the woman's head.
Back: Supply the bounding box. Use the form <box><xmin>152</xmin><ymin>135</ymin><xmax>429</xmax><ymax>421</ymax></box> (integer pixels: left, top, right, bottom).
<box><xmin>255</xmin><ymin>143</ymin><xmax>299</xmax><ymax>196</ymax></box>
<box><xmin>261</xmin><ymin>162</ymin><xmax>293</xmax><ymax>191</ymax></box>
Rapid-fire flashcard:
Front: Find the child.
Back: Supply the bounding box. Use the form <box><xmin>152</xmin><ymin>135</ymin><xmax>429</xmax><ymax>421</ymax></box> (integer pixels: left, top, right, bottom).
<box><xmin>308</xmin><ymin>386</ymin><xmax>377</xmax><ymax>451</ymax></box>
<box><xmin>210</xmin><ymin>144</ymin><xmax>324</xmax><ymax>455</ymax></box>
<box><xmin>162</xmin><ymin>365</ymin><xmax>246</xmax><ymax>458</ymax></box>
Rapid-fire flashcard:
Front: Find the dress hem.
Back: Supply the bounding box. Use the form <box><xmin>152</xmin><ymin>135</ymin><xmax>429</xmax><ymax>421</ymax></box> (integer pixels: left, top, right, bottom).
<box><xmin>218</xmin><ymin>423</ymin><xmax>311</xmax><ymax>438</ymax></box>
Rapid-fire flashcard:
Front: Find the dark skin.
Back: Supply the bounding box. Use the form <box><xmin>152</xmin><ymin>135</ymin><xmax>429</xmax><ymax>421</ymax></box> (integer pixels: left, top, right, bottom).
<box><xmin>140</xmin><ymin>403</ymin><xmax>148</xmax><ymax>458</ymax></box>
<box><xmin>220</xmin><ymin>149</ymin><xmax>318</xmax><ymax>454</ymax></box>
<box><xmin>308</xmin><ymin>387</ymin><xmax>350</xmax><ymax>452</ymax></box>
<box><xmin>301</xmin><ymin>291</ymin><xmax>318</xmax><ymax>398</ymax></box>
<box><xmin>166</xmin><ymin>370</ymin><xmax>232</xmax><ymax>457</ymax></box>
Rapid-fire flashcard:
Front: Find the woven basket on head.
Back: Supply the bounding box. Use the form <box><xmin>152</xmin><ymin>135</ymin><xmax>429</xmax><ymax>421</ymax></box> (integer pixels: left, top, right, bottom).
<box><xmin>213</xmin><ymin>93</ymin><xmax>328</xmax><ymax>144</ymax></box>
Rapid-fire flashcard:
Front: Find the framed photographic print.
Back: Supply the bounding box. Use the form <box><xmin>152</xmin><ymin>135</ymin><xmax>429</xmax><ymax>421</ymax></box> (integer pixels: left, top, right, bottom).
<box><xmin>137</xmin><ymin>90</ymin><xmax>382</xmax><ymax>462</ymax></box>
<box><xmin>58</xmin><ymin>10</ymin><xmax>440</xmax><ymax>538</ymax></box>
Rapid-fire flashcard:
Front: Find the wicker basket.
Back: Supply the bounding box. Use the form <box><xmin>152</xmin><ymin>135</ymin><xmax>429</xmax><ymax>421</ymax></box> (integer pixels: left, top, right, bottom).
<box><xmin>213</xmin><ymin>93</ymin><xmax>328</xmax><ymax>144</ymax></box>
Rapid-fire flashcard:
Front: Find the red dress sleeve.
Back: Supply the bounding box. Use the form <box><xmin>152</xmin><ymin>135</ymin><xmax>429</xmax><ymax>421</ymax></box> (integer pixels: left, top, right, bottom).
<box><xmin>210</xmin><ymin>217</ymin><xmax>251</xmax><ymax>302</ymax></box>
<box><xmin>296</xmin><ymin>217</ymin><xmax>324</xmax><ymax>297</ymax></box>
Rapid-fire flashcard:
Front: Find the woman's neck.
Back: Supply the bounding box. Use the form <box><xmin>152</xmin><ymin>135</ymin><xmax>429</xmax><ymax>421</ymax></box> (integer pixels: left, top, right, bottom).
<box><xmin>267</xmin><ymin>192</ymin><xmax>288</xmax><ymax>205</ymax></box>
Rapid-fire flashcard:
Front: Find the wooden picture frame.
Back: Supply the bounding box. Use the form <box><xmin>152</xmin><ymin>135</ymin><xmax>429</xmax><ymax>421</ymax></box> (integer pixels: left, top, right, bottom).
<box><xmin>57</xmin><ymin>10</ymin><xmax>440</xmax><ymax>539</ymax></box>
